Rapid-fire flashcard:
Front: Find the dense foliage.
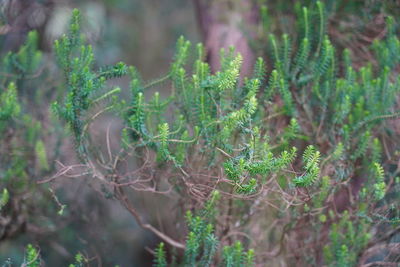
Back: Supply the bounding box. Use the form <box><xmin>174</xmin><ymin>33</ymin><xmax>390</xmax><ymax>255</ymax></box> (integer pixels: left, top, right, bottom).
<box><xmin>1</xmin><ymin>1</ymin><xmax>399</xmax><ymax>266</ymax></box>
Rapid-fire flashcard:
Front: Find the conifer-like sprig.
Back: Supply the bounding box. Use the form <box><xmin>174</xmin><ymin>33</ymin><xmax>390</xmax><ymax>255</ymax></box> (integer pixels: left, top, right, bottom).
<box><xmin>171</xmin><ymin>36</ymin><xmax>191</xmax><ymax>76</ymax></box>
<box><xmin>215</xmin><ymin>53</ymin><xmax>243</xmax><ymax>92</ymax></box>
<box><xmin>154</xmin><ymin>243</ymin><xmax>167</xmax><ymax>267</ymax></box>
<box><xmin>0</xmin><ymin>188</ymin><xmax>9</xmax><ymax>211</ymax></box>
<box><xmin>0</xmin><ymin>82</ymin><xmax>20</xmax><ymax>132</ymax></box>
<box><xmin>1</xmin><ymin>31</ymin><xmax>42</xmax><ymax>83</ymax></box>
<box><xmin>24</xmin><ymin>244</ymin><xmax>41</xmax><ymax>267</ymax></box>
<box><xmin>53</xmin><ymin>9</ymin><xmax>127</xmax><ymax>154</ymax></box>
<box><xmin>293</xmin><ymin>145</ymin><xmax>321</xmax><ymax>187</ymax></box>
<box><xmin>372</xmin><ymin>162</ymin><xmax>386</xmax><ymax>200</ymax></box>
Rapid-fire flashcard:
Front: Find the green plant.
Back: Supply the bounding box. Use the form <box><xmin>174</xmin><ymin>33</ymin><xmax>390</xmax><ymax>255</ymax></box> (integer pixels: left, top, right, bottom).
<box><xmin>1</xmin><ymin>1</ymin><xmax>399</xmax><ymax>266</ymax></box>
<box><xmin>152</xmin><ymin>191</ymin><xmax>255</xmax><ymax>267</ymax></box>
<box><xmin>259</xmin><ymin>1</ymin><xmax>400</xmax><ymax>265</ymax></box>
<box><xmin>47</xmin><ymin>5</ymin><xmax>399</xmax><ymax>265</ymax></box>
<box><xmin>0</xmin><ymin>188</ymin><xmax>9</xmax><ymax>211</ymax></box>
<box><xmin>52</xmin><ymin>9</ymin><xmax>127</xmax><ymax>155</ymax></box>
<box><xmin>24</xmin><ymin>244</ymin><xmax>41</xmax><ymax>267</ymax></box>
<box><xmin>0</xmin><ymin>29</ymin><xmax>61</xmax><ymax>243</ymax></box>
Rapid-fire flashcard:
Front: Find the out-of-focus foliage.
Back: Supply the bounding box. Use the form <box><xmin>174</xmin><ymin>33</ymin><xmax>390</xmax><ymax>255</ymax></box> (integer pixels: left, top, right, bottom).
<box><xmin>0</xmin><ymin>26</ymin><xmax>69</xmax><ymax>265</ymax></box>
<box><xmin>0</xmin><ymin>30</ymin><xmax>54</xmax><ymax>242</ymax></box>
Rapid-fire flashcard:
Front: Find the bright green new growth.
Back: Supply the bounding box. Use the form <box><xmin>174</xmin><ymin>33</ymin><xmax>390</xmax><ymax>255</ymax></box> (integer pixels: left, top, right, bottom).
<box><xmin>0</xmin><ymin>82</ymin><xmax>20</xmax><ymax>133</ymax></box>
<box><xmin>0</xmin><ymin>188</ymin><xmax>9</xmax><ymax>211</ymax></box>
<box><xmin>154</xmin><ymin>243</ymin><xmax>168</xmax><ymax>267</ymax></box>
<box><xmin>293</xmin><ymin>145</ymin><xmax>320</xmax><ymax>187</ymax></box>
<box><xmin>24</xmin><ymin>244</ymin><xmax>41</xmax><ymax>267</ymax></box>
<box><xmin>372</xmin><ymin>162</ymin><xmax>386</xmax><ymax>200</ymax></box>
<box><xmin>68</xmin><ymin>253</ymin><xmax>85</xmax><ymax>267</ymax></box>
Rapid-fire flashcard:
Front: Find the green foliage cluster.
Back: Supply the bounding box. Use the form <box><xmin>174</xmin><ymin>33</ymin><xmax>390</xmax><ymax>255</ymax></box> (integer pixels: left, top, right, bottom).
<box><xmin>0</xmin><ymin>29</ymin><xmax>59</xmax><ymax>245</ymax></box>
<box><xmin>1</xmin><ymin>1</ymin><xmax>399</xmax><ymax>266</ymax></box>
<box><xmin>0</xmin><ymin>188</ymin><xmax>9</xmax><ymax>211</ymax></box>
<box><xmin>2</xmin><ymin>245</ymin><xmax>87</xmax><ymax>267</ymax></box>
<box><xmin>53</xmin><ymin>10</ymin><xmax>322</xmax><ymax>199</ymax></box>
<box><xmin>24</xmin><ymin>244</ymin><xmax>41</xmax><ymax>267</ymax></box>
<box><xmin>323</xmin><ymin>211</ymin><xmax>371</xmax><ymax>267</ymax></box>
<box><xmin>260</xmin><ymin>1</ymin><xmax>400</xmax><ymax>265</ymax></box>
<box><xmin>153</xmin><ymin>190</ymin><xmax>255</xmax><ymax>267</ymax></box>
<box><xmin>52</xmin><ymin>9</ymin><xmax>127</xmax><ymax>155</ymax></box>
